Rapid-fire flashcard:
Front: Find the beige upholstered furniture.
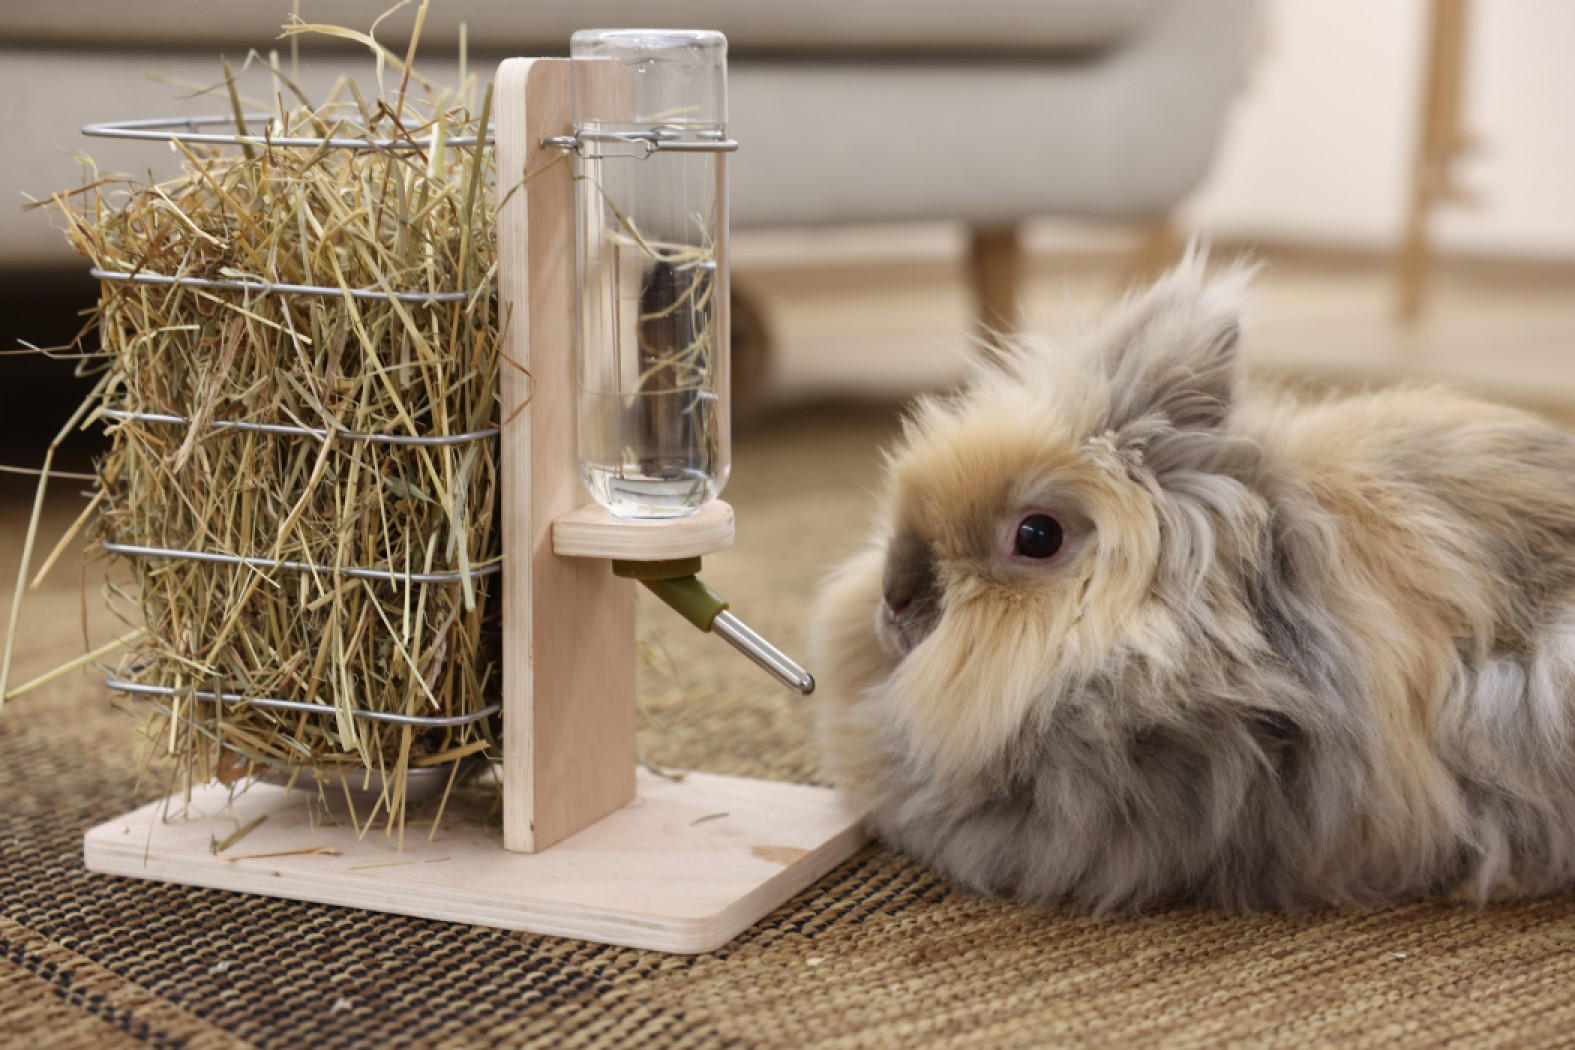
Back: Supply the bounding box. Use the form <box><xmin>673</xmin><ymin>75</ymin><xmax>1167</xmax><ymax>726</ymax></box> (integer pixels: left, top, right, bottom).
<box><xmin>1</xmin><ymin>0</ymin><xmax>1254</xmax><ymax>331</ymax></box>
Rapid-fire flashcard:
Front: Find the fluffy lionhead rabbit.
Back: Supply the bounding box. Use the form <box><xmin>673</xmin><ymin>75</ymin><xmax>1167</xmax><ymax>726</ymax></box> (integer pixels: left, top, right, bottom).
<box><xmin>811</xmin><ymin>253</ymin><xmax>1575</xmax><ymax>912</ymax></box>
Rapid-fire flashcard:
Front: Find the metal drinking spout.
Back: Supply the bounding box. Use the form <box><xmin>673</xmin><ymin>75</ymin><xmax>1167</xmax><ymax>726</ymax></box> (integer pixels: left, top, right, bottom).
<box><xmin>613</xmin><ymin>558</ymin><xmax>815</xmax><ymax>695</ymax></box>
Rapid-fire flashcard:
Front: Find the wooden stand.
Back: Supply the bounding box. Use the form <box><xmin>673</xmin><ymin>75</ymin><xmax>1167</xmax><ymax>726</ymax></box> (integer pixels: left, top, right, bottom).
<box><xmin>82</xmin><ymin>57</ymin><xmax>865</xmax><ymax>954</ymax></box>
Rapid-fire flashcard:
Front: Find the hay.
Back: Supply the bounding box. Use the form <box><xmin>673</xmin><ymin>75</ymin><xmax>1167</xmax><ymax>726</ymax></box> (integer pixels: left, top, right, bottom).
<box><xmin>37</xmin><ymin>20</ymin><xmax>504</xmax><ymax>833</ymax></box>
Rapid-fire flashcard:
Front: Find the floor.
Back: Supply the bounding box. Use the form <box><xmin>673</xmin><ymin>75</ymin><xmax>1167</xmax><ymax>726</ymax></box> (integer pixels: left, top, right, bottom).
<box><xmin>6</xmin><ymin>387</ymin><xmax>1575</xmax><ymax>1049</ymax></box>
<box><xmin>4</xmin><ymin>234</ymin><xmax>1575</xmax><ymax>1045</ymax></box>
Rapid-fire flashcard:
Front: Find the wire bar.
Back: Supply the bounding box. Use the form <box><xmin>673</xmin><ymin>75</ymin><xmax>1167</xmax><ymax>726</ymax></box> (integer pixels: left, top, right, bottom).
<box><xmin>91</xmin><ymin>268</ymin><xmax>490</xmax><ymax>304</ymax></box>
<box><xmin>101</xmin><ymin>541</ymin><xmax>502</xmax><ymax>585</ymax></box>
<box><xmin>101</xmin><ymin>407</ymin><xmax>499</xmax><ymax>448</ymax></box>
<box><xmin>107</xmin><ymin>675</ymin><xmax>499</xmax><ymax>727</ymax></box>
<box><xmin>83</xmin><ymin>113</ymin><xmax>493</xmax><ymax>150</ymax></box>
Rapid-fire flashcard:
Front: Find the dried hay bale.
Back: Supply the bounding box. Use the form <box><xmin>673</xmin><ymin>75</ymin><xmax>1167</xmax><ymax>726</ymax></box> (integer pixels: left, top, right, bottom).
<box><xmin>39</xmin><ymin>32</ymin><xmax>506</xmax><ymax>832</ymax></box>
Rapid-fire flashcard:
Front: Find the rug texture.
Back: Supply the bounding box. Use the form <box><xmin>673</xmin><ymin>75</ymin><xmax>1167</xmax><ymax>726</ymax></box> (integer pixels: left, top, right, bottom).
<box><xmin>3</xmin><ymin>405</ymin><xmax>1574</xmax><ymax>1049</ymax></box>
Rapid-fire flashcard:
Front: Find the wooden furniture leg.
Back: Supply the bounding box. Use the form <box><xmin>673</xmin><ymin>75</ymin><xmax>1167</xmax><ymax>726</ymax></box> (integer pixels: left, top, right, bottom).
<box><xmin>1127</xmin><ymin>218</ymin><xmax>1180</xmax><ymax>284</ymax></box>
<box><xmin>729</xmin><ymin>284</ymin><xmax>774</xmax><ymax>421</ymax></box>
<box><xmin>1396</xmin><ymin>0</ymin><xmax>1476</xmax><ymax>323</ymax></box>
<box><xmin>967</xmin><ymin>225</ymin><xmax>1024</xmax><ymax>348</ymax></box>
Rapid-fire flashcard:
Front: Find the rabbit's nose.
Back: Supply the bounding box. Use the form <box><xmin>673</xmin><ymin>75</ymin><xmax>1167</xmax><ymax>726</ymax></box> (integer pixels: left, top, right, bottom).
<box><xmin>882</xmin><ymin>530</ymin><xmax>937</xmax><ymax>627</ymax></box>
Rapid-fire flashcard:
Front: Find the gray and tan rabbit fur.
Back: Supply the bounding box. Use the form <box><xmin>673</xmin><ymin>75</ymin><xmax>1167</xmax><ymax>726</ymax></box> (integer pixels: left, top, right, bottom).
<box><xmin>810</xmin><ymin>252</ymin><xmax>1575</xmax><ymax>912</ymax></box>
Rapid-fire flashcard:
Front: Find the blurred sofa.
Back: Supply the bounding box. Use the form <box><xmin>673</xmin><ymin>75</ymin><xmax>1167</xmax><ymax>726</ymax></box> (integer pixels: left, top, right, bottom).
<box><xmin>1</xmin><ymin>0</ymin><xmax>1254</xmax><ymax>340</ymax></box>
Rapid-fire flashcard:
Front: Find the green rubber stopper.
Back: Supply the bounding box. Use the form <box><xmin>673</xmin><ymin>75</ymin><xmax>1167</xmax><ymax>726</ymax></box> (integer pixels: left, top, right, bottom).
<box><xmin>612</xmin><ymin>558</ymin><xmax>728</xmax><ymax>633</ymax></box>
<box><xmin>611</xmin><ymin>557</ymin><xmax>703</xmax><ymax>582</ymax></box>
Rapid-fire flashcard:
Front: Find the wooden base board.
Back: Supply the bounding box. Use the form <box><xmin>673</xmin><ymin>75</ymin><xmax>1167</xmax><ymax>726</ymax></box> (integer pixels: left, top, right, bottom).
<box><xmin>83</xmin><ymin>769</ymin><xmax>866</xmax><ymax>954</ymax></box>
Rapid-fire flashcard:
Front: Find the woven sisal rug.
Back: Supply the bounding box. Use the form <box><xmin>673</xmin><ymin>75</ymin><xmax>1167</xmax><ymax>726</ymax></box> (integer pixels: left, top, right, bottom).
<box><xmin>3</xmin><ymin>404</ymin><xmax>1573</xmax><ymax>1048</ymax></box>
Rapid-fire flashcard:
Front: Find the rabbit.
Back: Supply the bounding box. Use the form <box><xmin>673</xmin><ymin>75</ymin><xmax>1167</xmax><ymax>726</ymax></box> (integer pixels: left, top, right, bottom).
<box><xmin>809</xmin><ymin>251</ymin><xmax>1575</xmax><ymax>912</ymax></box>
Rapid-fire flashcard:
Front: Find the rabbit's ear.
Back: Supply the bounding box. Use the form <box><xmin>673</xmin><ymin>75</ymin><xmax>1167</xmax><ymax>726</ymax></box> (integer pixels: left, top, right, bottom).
<box><xmin>1099</xmin><ymin>253</ymin><xmax>1251</xmax><ymax>435</ymax></box>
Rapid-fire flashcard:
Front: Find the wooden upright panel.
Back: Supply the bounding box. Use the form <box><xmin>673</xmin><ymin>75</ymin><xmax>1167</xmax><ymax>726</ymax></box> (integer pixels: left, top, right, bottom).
<box><xmin>496</xmin><ymin>58</ymin><xmax>637</xmax><ymax>853</ymax></box>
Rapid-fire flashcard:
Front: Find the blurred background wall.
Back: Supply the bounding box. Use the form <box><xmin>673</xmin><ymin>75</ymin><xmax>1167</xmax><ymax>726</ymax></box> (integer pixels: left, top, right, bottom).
<box><xmin>1191</xmin><ymin>0</ymin><xmax>1575</xmax><ymax>260</ymax></box>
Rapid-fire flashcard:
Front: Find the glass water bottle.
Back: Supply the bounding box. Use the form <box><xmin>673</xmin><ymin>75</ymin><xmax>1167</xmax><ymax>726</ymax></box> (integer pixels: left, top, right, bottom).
<box><xmin>571</xmin><ymin>29</ymin><xmax>732</xmax><ymax>518</ymax></box>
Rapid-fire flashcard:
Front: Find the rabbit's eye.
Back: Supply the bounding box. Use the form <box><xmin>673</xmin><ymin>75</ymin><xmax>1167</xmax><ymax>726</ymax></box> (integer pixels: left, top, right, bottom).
<box><xmin>1014</xmin><ymin>514</ymin><xmax>1065</xmax><ymax>560</ymax></box>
